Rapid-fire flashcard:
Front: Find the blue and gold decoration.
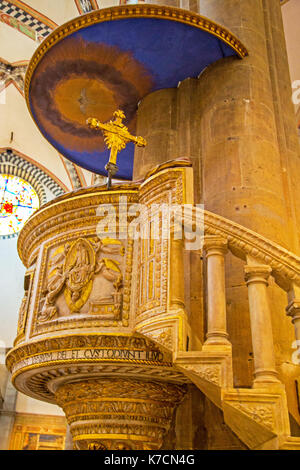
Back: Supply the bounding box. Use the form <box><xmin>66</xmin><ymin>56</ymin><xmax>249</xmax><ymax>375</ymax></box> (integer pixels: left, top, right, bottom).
<box><xmin>26</xmin><ymin>5</ymin><xmax>248</xmax><ymax>180</ymax></box>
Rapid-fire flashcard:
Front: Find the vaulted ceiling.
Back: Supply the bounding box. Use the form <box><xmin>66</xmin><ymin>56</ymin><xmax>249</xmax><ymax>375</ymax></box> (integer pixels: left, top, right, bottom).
<box><xmin>0</xmin><ymin>0</ymin><xmax>299</xmax><ymax>192</ymax></box>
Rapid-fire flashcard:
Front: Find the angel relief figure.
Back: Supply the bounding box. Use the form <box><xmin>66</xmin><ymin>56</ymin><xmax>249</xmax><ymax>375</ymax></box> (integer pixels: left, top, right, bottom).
<box><xmin>38</xmin><ymin>243</ymin><xmax>71</xmax><ymax>322</ymax></box>
<box><xmin>38</xmin><ymin>238</ymin><xmax>124</xmax><ymax>323</ymax></box>
<box><xmin>65</xmin><ymin>240</ymin><xmax>94</xmax><ymax>304</ymax></box>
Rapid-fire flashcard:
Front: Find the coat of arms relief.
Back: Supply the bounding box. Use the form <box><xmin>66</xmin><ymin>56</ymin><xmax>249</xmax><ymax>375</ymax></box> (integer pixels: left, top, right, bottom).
<box><xmin>38</xmin><ymin>237</ymin><xmax>125</xmax><ymax>323</ymax></box>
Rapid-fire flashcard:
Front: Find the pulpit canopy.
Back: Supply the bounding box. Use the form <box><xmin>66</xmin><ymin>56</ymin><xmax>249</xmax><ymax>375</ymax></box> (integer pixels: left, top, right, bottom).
<box><xmin>25</xmin><ymin>5</ymin><xmax>247</xmax><ymax>180</ymax></box>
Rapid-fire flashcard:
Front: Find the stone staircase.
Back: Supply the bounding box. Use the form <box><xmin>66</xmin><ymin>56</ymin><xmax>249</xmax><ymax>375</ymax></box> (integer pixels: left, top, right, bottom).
<box><xmin>137</xmin><ymin>205</ymin><xmax>300</xmax><ymax>450</ymax></box>
<box><xmin>174</xmin><ymin>348</ymin><xmax>299</xmax><ymax>450</ymax></box>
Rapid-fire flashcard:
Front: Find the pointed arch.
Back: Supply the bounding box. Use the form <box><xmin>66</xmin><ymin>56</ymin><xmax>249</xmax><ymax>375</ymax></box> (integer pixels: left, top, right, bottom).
<box><xmin>0</xmin><ymin>147</ymin><xmax>68</xmax><ymax>194</ymax></box>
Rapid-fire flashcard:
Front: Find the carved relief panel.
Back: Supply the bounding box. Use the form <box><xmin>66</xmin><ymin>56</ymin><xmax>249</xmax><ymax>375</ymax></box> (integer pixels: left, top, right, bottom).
<box><xmin>136</xmin><ymin>167</ymin><xmax>189</xmax><ymax>324</ymax></box>
<box><xmin>30</xmin><ymin>235</ymin><xmax>133</xmax><ymax>336</ymax></box>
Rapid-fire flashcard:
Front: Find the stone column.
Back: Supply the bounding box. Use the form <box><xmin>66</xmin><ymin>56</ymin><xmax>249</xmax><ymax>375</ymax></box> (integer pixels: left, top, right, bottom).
<box><xmin>244</xmin><ymin>265</ymin><xmax>280</xmax><ymax>387</ymax></box>
<box><xmin>133</xmin><ymin>88</ymin><xmax>178</xmax><ymax>180</ymax></box>
<box><xmin>203</xmin><ymin>236</ymin><xmax>230</xmax><ymax>346</ymax></box>
<box><xmin>263</xmin><ymin>0</ymin><xmax>300</xmax><ymax>255</ymax></box>
<box><xmin>196</xmin><ymin>0</ymin><xmax>299</xmax><ymax>389</ymax></box>
<box><xmin>197</xmin><ymin>0</ymin><xmax>293</xmax><ymax>248</ymax></box>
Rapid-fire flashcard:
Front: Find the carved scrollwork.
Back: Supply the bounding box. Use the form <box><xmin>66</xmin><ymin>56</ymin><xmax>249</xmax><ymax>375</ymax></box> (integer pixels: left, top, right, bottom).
<box><xmin>234</xmin><ymin>403</ymin><xmax>274</xmax><ymax>429</ymax></box>
<box><xmin>56</xmin><ymin>378</ymin><xmax>186</xmax><ymax>406</ymax></box>
<box><xmin>184</xmin><ymin>365</ymin><xmax>220</xmax><ymax>385</ymax></box>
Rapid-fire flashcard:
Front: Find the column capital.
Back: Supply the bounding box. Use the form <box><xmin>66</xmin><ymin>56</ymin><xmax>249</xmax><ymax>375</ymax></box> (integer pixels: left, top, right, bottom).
<box><xmin>244</xmin><ymin>265</ymin><xmax>272</xmax><ymax>286</ymax></box>
<box><xmin>203</xmin><ymin>236</ymin><xmax>228</xmax><ymax>256</ymax></box>
<box><xmin>286</xmin><ymin>300</ymin><xmax>300</xmax><ymax>323</ymax></box>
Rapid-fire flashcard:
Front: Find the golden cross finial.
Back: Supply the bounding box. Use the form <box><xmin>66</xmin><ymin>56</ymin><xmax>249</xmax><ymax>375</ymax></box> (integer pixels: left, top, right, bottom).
<box><xmin>87</xmin><ymin>110</ymin><xmax>147</xmax><ymax>189</ymax></box>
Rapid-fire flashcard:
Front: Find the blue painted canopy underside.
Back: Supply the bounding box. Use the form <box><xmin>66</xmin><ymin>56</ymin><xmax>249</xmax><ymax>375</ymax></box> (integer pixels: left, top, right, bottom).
<box><xmin>29</xmin><ymin>17</ymin><xmax>238</xmax><ymax>180</ymax></box>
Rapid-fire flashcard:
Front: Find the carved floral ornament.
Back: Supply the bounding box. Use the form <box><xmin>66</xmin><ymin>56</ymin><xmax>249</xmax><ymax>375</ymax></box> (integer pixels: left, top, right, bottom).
<box><xmin>184</xmin><ymin>365</ymin><xmax>220</xmax><ymax>386</ymax></box>
<box><xmin>10</xmin><ymin>362</ymin><xmax>188</xmax><ymax>406</ymax></box>
<box><xmin>182</xmin><ymin>206</ymin><xmax>300</xmax><ymax>290</ymax></box>
<box><xmin>55</xmin><ymin>378</ymin><xmax>186</xmax><ymax>405</ymax></box>
<box><xmin>234</xmin><ymin>403</ymin><xmax>274</xmax><ymax>429</ymax></box>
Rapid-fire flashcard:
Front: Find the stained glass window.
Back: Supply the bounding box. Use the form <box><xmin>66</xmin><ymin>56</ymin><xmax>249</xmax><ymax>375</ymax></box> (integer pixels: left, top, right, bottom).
<box><xmin>0</xmin><ymin>174</ymin><xmax>40</xmax><ymax>237</ymax></box>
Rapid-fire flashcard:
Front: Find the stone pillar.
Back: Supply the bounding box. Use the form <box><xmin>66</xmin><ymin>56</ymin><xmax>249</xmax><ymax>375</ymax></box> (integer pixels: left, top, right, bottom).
<box><xmin>244</xmin><ymin>265</ymin><xmax>280</xmax><ymax>387</ymax></box>
<box><xmin>132</xmin><ymin>0</ymin><xmax>299</xmax><ymax>244</ymax></box>
<box><xmin>133</xmin><ymin>88</ymin><xmax>178</xmax><ymax>180</ymax></box>
<box><xmin>175</xmin><ymin>78</ymin><xmax>202</xmax><ymax>203</ymax></box>
<box><xmin>196</xmin><ymin>0</ymin><xmax>299</xmax><ymax>391</ymax></box>
<box><xmin>197</xmin><ymin>0</ymin><xmax>293</xmax><ymax>247</ymax></box>
<box><xmin>263</xmin><ymin>0</ymin><xmax>300</xmax><ymax>255</ymax></box>
<box><xmin>203</xmin><ymin>236</ymin><xmax>230</xmax><ymax>346</ymax></box>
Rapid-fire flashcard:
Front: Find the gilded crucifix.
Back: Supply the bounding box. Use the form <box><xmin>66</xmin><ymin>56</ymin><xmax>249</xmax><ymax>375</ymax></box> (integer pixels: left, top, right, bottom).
<box><xmin>87</xmin><ymin>110</ymin><xmax>147</xmax><ymax>189</ymax></box>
